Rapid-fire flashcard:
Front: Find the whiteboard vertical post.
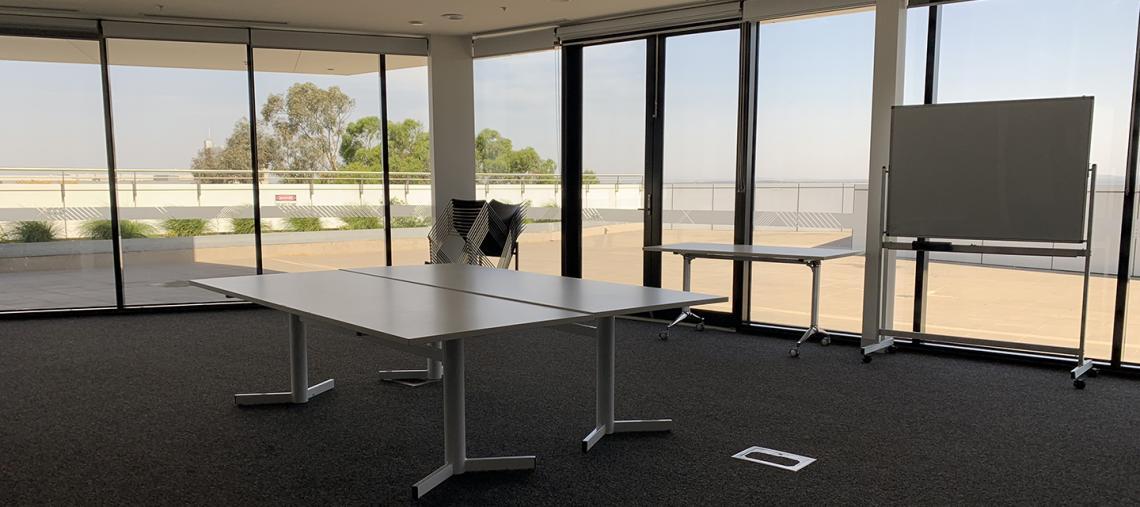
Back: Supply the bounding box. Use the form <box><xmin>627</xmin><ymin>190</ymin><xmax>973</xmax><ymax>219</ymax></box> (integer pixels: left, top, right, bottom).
<box><xmin>862</xmin><ymin>166</ymin><xmax>896</xmax><ymax>361</ymax></box>
<box><xmin>1071</xmin><ymin>164</ymin><xmax>1098</xmax><ymax>388</ymax></box>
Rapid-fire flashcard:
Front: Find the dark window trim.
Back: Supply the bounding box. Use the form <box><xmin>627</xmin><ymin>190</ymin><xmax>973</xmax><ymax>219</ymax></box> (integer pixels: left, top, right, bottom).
<box><xmin>1112</xmin><ymin>6</ymin><xmax>1140</xmax><ymax>367</ymax></box>
<box><xmin>561</xmin><ymin>44</ymin><xmax>584</xmax><ymax>278</ymax></box>
<box><xmin>733</xmin><ymin>21</ymin><xmax>760</xmax><ymax>327</ymax></box>
<box><xmin>97</xmin><ymin>21</ymin><xmax>126</xmax><ymax>309</ymax></box>
<box><xmin>380</xmin><ymin>53</ymin><xmax>394</xmax><ymax>266</ymax></box>
<box><xmin>643</xmin><ymin>35</ymin><xmax>665</xmax><ymax>289</ymax></box>
<box><xmin>246</xmin><ymin>33</ymin><xmax>264</xmax><ymax>275</ymax></box>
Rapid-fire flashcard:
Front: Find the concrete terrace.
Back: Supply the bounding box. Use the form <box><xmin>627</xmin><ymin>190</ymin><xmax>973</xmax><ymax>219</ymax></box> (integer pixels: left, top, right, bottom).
<box><xmin>1</xmin><ymin>226</ymin><xmax>1132</xmax><ymax>363</ymax></box>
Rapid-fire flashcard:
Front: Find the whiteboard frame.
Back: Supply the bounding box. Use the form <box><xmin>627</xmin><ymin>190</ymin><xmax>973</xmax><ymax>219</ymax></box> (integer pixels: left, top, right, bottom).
<box><xmin>884</xmin><ymin>96</ymin><xmax>1095</xmax><ymax>244</ymax></box>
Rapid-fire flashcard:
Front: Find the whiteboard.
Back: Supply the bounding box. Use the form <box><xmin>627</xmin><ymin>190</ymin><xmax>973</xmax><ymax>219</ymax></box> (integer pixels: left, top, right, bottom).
<box><xmin>886</xmin><ymin>97</ymin><xmax>1094</xmax><ymax>243</ymax></box>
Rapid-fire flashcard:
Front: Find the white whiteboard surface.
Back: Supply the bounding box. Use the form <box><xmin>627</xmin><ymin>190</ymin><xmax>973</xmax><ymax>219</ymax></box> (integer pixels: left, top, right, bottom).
<box><xmin>886</xmin><ymin>97</ymin><xmax>1093</xmax><ymax>243</ymax></box>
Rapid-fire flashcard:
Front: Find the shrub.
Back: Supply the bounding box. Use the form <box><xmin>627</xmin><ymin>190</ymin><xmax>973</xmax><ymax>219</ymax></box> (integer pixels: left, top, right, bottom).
<box><xmin>229</xmin><ymin>218</ymin><xmax>268</xmax><ymax>234</ymax></box>
<box><xmin>285</xmin><ymin>217</ymin><xmax>323</xmax><ymax>232</ymax></box>
<box><xmin>162</xmin><ymin>218</ymin><xmax>211</xmax><ymax>237</ymax></box>
<box><xmin>391</xmin><ymin>215</ymin><xmax>428</xmax><ymax>228</ymax></box>
<box><xmin>11</xmin><ymin>221</ymin><xmax>57</xmax><ymax>243</ymax></box>
<box><xmin>120</xmin><ymin>220</ymin><xmax>155</xmax><ymax>239</ymax></box>
<box><xmin>81</xmin><ymin>220</ymin><xmax>154</xmax><ymax>240</ymax></box>
<box><xmin>341</xmin><ymin>216</ymin><xmax>382</xmax><ymax>230</ymax></box>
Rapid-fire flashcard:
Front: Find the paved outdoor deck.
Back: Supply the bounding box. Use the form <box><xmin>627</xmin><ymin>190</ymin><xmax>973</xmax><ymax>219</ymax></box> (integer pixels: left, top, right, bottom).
<box><xmin>0</xmin><ymin>226</ymin><xmax>1133</xmax><ymax>362</ymax></box>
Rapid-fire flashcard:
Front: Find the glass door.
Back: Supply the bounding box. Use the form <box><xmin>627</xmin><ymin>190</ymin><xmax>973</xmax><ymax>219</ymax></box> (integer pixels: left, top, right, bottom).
<box><xmin>580</xmin><ymin>39</ymin><xmax>648</xmax><ymax>285</ymax></box>
<box><xmin>658</xmin><ymin>28</ymin><xmax>740</xmax><ymax>314</ymax></box>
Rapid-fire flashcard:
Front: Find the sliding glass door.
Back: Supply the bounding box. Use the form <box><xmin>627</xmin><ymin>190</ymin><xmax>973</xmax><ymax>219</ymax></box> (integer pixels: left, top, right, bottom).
<box><xmin>581</xmin><ymin>39</ymin><xmax>648</xmax><ymax>285</ymax></box>
<box><xmin>919</xmin><ymin>0</ymin><xmax>1138</xmax><ymax>360</ymax></box>
<box><xmin>659</xmin><ymin>28</ymin><xmax>739</xmax><ymax>314</ymax></box>
<box><xmin>748</xmin><ymin>11</ymin><xmax>876</xmax><ymax>332</ymax></box>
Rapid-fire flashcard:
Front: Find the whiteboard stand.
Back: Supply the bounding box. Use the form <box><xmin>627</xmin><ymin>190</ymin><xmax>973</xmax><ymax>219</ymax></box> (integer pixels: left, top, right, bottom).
<box><xmin>864</xmin><ymin>164</ymin><xmax>1099</xmax><ymax>389</ymax></box>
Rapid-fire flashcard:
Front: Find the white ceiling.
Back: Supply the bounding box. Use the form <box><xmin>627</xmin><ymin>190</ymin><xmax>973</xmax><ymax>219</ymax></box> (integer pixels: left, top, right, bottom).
<box><xmin>1</xmin><ymin>0</ymin><xmax>723</xmax><ymax>36</ymax></box>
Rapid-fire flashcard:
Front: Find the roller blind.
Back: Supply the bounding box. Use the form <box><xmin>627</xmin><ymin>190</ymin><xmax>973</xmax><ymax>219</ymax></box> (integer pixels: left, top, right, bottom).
<box><xmin>251</xmin><ymin>29</ymin><xmax>427</xmax><ymax>55</ymax></box>
<box><xmin>473</xmin><ymin>28</ymin><xmax>556</xmax><ymax>58</ymax></box>
<box><xmin>742</xmin><ymin>0</ymin><xmax>873</xmax><ymax>22</ymax></box>
<box><xmin>101</xmin><ymin>20</ymin><xmax>247</xmax><ymax>44</ymax></box>
<box><xmin>0</xmin><ymin>14</ymin><xmax>98</xmax><ymax>38</ymax></box>
<box><xmin>556</xmin><ymin>2</ymin><xmax>741</xmax><ymax>44</ymax></box>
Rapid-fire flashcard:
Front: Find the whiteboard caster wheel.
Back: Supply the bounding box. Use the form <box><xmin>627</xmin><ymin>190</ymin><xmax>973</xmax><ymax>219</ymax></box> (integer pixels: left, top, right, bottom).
<box><xmin>887</xmin><ymin>345</ymin><xmax>898</xmax><ymax>354</ymax></box>
<box><xmin>820</xmin><ymin>335</ymin><xmax>831</xmax><ymax>346</ymax></box>
<box><xmin>861</xmin><ymin>354</ymin><xmax>872</xmax><ymax>364</ymax></box>
<box><xmin>788</xmin><ymin>348</ymin><xmax>799</xmax><ymax>358</ymax></box>
<box><xmin>1088</xmin><ymin>368</ymin><xmax>1099</xmax><ymax>378</ymax></box>
<box><xmin>1073</xmin><ymin>379</ymin><xmax>1086</xmax><ymax>390</ymax></box>
<box><xmin>658</xmin><ymin>331</ymin><xmax>668</xmax><ymax>341</ymax></box>
<box><xmin>695</xmin><ymin>322</ymin><xmax>706</xmax><ymax>332</ymax></box>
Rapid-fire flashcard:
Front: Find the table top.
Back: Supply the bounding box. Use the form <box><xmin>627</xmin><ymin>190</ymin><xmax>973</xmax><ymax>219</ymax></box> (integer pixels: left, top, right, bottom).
<box><xmin>189</xmin><ymin>271</ymin><xmax>589</xmax><ymax>344</ymax></box>
<box><xmin>343</xmin><ymin>264</ymin><xmax>726</xmax><ymax>317</ymax></box>
<box><xmin>644</xmin><ymin>242</ymin><xmax>861</xmax><ymax>262</ymax></box>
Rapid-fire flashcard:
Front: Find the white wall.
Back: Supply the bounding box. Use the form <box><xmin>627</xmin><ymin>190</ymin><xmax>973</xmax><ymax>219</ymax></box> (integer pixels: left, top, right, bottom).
<box><xmin>428</xmin><ymin>35</ymin><xmax>477</xmax><ymax>210</ymax></box>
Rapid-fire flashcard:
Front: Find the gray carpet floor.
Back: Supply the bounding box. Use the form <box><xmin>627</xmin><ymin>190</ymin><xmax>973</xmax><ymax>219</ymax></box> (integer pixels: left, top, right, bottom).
<box><xmin>3</xmin><ymin>308</ymin><xmax>1140</xmax><ymax>505</ymax></box>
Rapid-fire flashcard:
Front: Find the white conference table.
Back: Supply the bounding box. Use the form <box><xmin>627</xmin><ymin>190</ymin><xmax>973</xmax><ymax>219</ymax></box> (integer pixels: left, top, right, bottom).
<box><xmin>645</xmin><ymin>242</ymin><xmax>860</xmax><ymax>356</ymax></box>
<box><xmin>190</xmin><ymin>265</ymin><xmax>723</xmax><ymax>498</ymax></box>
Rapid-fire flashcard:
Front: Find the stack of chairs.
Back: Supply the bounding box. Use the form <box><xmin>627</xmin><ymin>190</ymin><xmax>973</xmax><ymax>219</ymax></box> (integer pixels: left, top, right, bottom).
<box><xmin>428</xmin><ymin>199</ymin><xmax>525</xmax><ymax>270</ymax></box>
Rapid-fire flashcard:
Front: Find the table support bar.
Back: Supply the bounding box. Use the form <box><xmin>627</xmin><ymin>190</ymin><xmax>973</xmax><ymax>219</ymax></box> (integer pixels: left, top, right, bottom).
<box><xmin>789</xmin><ymin>261</ymin><xmax>832</xmax><ymax>357</ymax></box>
<box><xmin>235</xmin><ymin>313</ymin><xmax>334</xmax><ymax>406</ymax></box>
<box><xmin>661</xmin><ymin>255</ymin><xmax>705</xmax><ymax>339</ymax></box>
<box><xmin>413</xmin><ymin>338</ymin><xmax>536</xmax><ymax>499</ymax></box>
<box><xmin>582</xmin><ymin>316</ymin><xmax>673</xmax><ymax>452</ymax></box>
<box><xmin>379</xmin><ymin>342</ymin><xmax>443</xmax><ymax>387</ymax></box>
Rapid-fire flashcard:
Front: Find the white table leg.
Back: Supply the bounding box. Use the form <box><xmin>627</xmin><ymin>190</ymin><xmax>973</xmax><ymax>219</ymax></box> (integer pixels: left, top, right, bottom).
<box><xmin>413</xmin><ymin>338</ymin><xmax>536</xmax><ymax>499</ymax></box>
<box><xmin>584</xmin><ymin>316</ymin><xmax>672</xmax><ymax>452</ymax></box>
<box><xmin>234</xmin><ymin>313</ymin><xmax>335</xmax><ymax>406</ymax></box>
<box><xmin>661</xmin><ymin>255</ymin><xmax>705</xmax><ymax>339</ymax></box>
<box><xmin>378</xmin><ymin>342</ymin><xmax>443</xmax><ymax>387</ymax></box>
<box><xmin>789</xmin><ymin>261</ymin><xmax>832</xmax><ymax>358</ymax></box>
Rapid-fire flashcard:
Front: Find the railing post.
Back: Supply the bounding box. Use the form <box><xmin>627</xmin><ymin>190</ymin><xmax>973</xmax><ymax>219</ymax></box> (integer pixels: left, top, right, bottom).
<box><xmin>795</xmin><ymin>183</ymin><xmax>801</xmax><ymax>232</ymax></box>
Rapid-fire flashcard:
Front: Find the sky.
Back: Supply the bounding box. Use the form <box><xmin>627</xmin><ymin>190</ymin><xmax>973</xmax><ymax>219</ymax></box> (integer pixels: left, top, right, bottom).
<box><xmin>1</xmin><ymin>0</ymin><xmax>1139</xmax><ymax>183</ymax></box>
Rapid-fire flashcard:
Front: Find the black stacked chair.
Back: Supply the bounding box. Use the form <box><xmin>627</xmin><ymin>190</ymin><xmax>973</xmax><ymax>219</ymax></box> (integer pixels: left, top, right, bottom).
<box><xmin>428</xmin><ymin>198</ymin><xmax>525</xmax><ymax>269</ymax></box>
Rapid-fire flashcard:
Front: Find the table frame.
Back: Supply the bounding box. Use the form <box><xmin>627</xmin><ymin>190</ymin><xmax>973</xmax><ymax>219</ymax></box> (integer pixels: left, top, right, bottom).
<box><xmin>648</xmin><ymin>244</ymin><xmax>856</xmax><ymax>358</ymax></box>
<box><xmin>193</xmin><ymin>266</ymin><xmax>721</xmax><ymax>498</ymax></box>
<box><xmin>233</xmin><ymin>313</ymin><xmax>335</xmax><ymax>406</ymax></box>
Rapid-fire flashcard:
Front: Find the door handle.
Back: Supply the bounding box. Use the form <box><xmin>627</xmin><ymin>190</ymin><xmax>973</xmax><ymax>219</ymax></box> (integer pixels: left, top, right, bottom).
<box><xmin>638</xmin><ymin>193</ymin><xmax>652</xmax><ymax>213</ymax></box>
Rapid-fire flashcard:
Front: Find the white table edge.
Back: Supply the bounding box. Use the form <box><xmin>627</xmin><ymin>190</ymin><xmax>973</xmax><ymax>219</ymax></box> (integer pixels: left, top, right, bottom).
<box><xmin>340</xmin><ymin>267</ymin><xmax>727</xmax><ymax>316</ymax></box>
<box><xmin>188</xmin><ymin>279</ymin><xmax>594</xmax><ymax>345</ymax></box>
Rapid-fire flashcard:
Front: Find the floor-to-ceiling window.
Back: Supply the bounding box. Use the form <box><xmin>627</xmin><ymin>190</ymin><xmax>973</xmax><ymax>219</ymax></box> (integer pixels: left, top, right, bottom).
<box><xmin>581</xmin><ymin>40</ymin><xmax>647</xmax><ymax>285</ymax></box>
<box><xmin>0</xmin><ymin>35</ymin><xmax>115</xmax><ymax>311</ymax></box>
<box><xmin>107</xmin><ymin>38</ymin><xmax>256</xmax><ymax>305</ymax></box>
<box><xmin>0</xmin><ymin>21</ymin><xmax>430</xmax><ymax>313</ymax></box>
<box><xmin>253</xmin><ymin>48</ymin><xmax>386</xmax><ymax>272</ymax></box>
<box><xmin>748</xmin><ymin>10</ymin><xmax>878</xmax><ymax>332</ymax></box>
<box><xmin>659</xmin><ymin>29</ymin><xmax>739</xmax><ymax>313</ymax></box>
<box><xmin>925</xmin><ymin>0</ymin><xmax>1139</xmax><ymax>359</ymax></box>
<box><xmin>385</xmin><ymin>56</ymin><xmax>432</xmax><ymax>265</ymax></box>
<box><xmin>474</xmin><ymin>49</ymin><xmax>562</xmax><ymax>275</ymax></box>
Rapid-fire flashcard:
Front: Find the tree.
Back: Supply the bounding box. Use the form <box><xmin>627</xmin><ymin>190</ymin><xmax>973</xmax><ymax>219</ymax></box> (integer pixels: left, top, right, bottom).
<box><xmin>474</xmin><ymin>128</ymin><xmax>560</xmax><ymax>183</ymax></box>
<box><xmin>194</xmin><ymin>85</ymin><xmax>574</xmax><ymax>186</ymax></box>
<box><xmin>475</xmin><ymin>129</ymin><xmax>513</xmax><ymax>172</ymax></box>
<box><xmin>190</xmin><ymin>119</ymin><xmax>279</xmax><ymax>183</ymax></box>
<box><xmin>261</xmin><ymin>83</ymin><xmax>354</xmax><ymax>179</ymax></box>
<box><xmin>386</xmin><ymin>118</ymin><xmax>431</xmax><ymax>175</ymax></box>
<box><xmin>339</xmin><ymin>116</ymin><xmax>382</xmax><ymax>168</ymax></box>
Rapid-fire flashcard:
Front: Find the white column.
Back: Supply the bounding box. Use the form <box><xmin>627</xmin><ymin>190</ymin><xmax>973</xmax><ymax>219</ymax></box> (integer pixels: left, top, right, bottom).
<box><xmin>861</xmin><ymin>0</ymin><xmax>907</xmax><ymax>346</ymax></box>
<box><xmin>427</xmin><ymin>35</ymin><xmax>477</xmax><ymax>210</ymax></box>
